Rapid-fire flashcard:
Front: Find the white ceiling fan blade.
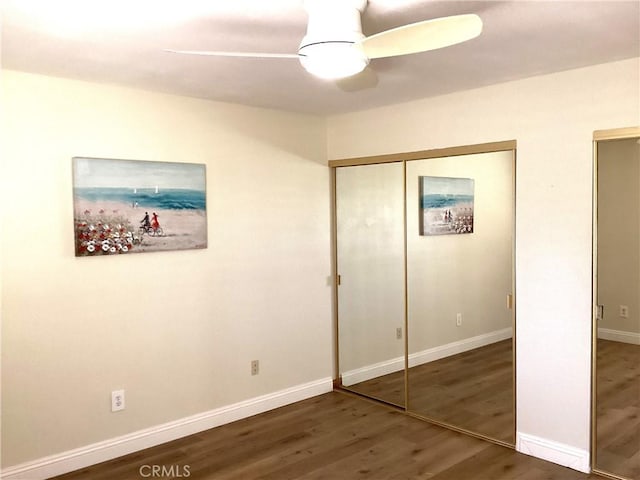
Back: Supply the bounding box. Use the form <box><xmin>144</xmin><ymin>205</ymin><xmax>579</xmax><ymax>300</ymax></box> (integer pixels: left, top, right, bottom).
<box><xmin>164</xmin><ymin>49</ymin><xmax>300</xmax><ymax>59</ymax></box>
<box><xmin>360</xmin><ymin>14</ymin><xmax>483</xmax><ymax>60</ymax></box>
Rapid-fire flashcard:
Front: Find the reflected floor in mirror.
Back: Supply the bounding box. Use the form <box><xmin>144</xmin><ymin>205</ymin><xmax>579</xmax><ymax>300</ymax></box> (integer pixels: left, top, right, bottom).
<box><xmin>344</xmin><ymin>339</ymin><xmax>513</xmax><ymax>443</ymax></box>
<box><xmin>409</xmin><ymin>339</ymin><xmax>513</xmax><ymax>443</ymax></box>
<box><xmin>344</xmin><ymin>371</ymin><xmax>406</xmax><ymax>407</ymax></box>
<box><xmin>596</xmin><ymin>339</ymin><xmax>640</xmax><ymax>479</ymax></box>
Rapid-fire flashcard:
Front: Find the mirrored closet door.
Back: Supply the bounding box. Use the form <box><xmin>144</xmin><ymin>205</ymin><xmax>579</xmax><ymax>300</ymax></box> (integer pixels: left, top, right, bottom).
<box><xmin>593</xmin><ymin>129</ymin><xmax>640</xmax><ymax>480</ymax></box>
<box><xmin>405</xmin><ymin>150</ymin><xmax>515</xmax><ymax>444</ymax></box>
<box><xmin>335</xmin><ymin>162</ymin><xmax>406</xmax><ymax>407</ymax></box>
<box><xmin>333</xmin><ymin>142</ymin><xmax>516</xmax><ymax>445</ymax></box>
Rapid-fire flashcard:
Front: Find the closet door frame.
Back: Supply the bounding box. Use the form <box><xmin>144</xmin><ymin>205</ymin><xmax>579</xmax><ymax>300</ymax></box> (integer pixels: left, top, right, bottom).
<box><xmin>330</xmin><ymin>139</ymin><xmax>517</xmax><ymax>448</ymax></box>
<box><xmin>591</xmin><ymin>126</ymin><xmax>640</xmax><ymax>480</ymax></box>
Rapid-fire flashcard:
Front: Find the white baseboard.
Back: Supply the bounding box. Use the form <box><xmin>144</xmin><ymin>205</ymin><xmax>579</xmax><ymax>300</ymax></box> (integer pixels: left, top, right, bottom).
<box><xmin>408</xmin><ymin>327</ymin><xmax>513</xmax><ymax>368</ymax></box>
<box><xmin>1</xmin><ymin>377</ymin><xmax>333</xmax><ymax>480</ymax></box>
<box><xmin>516</xmin><ymin>432</ymin><xmax>590</xmax><ymax>474</ymax></box>
<box><xmin>341</xmin><ymin>328</ymin><xmax>512</xmax><ymax>386</ymax></box>
<box><xmin>598</xmin><ymin>327</ymin><xmax>640</xmax><ymax>345</ymax></box>
<box><xmin>341</xmin><ymin>355</ymin><xmax>405</xmax><ymax>386</ymax></box>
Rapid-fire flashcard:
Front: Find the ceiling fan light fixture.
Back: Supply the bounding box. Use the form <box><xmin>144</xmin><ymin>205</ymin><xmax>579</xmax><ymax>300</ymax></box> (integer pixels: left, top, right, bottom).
<box><xmin>299</xmin><ymin>0</ymin><xmax>369</xmax><ymax>80</ymax></box>
<box><xmin>299</xmin><ymin>42</ymin><xmax>369</xmax><ymax>80</ymax></box>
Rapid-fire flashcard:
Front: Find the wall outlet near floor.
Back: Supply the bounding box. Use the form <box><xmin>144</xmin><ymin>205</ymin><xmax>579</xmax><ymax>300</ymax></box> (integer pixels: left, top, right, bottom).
<box><xmin>111</xmin><ymin>389</ymin><xmax>125</xmax><ymax>412</ymax></box>
<box><xmin>396</xmin><ymin>327</ymin><xmax>403</xmax><ymax>340</ymax></box>
<box><xmin>456</xmin><ymin>313</ymin><xmax>463</xmax><ymax>327</ymax></box>
<box><xmin>619</xmin><ymin>305</ymin><xmax>629</xmax><ymax>318</ymax></box>
<box><xmin>251</xmin><ymin>360</ymin><xmax>259</xmax><ymax>376</ymax></box>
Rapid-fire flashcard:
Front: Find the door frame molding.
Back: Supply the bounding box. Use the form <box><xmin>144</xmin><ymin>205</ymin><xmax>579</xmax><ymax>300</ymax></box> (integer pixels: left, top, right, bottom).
<box><xmin>328</xmin><ymin>140</ymin><xmax>516</xmax><ymax>168</ymax></box>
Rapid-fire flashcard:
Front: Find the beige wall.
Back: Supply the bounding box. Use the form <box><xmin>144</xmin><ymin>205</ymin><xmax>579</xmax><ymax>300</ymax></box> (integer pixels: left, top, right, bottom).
<box><xmin>597</xmin><ymin>138</ymin><xmax>640</xmax><ymax>335</ymax></box>
<box><xmin>0</xmin><ymin>70</ymin><xmax>332</xmax><ymax>467</ymax></box>
<box><xmin>327</xmin><ymin>57</ymin><xmax>640</xmax><ymax>452</ymax></box>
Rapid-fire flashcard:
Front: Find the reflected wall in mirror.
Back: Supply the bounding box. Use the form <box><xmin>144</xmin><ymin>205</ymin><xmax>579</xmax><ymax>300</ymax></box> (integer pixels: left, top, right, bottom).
<box><xmin>595</xmin><ymin>135</ymin><xmax>640</xmax><ymax>480</ymax></box>
<box><xmin>336</xmin><ymin>162</ymin><xmax>406</xmax><ymax>407</ymax></box>
<box><xmin>406</xmin><ymin>150</ymin><xmax>515</xmax><ymax>444</ymax></box>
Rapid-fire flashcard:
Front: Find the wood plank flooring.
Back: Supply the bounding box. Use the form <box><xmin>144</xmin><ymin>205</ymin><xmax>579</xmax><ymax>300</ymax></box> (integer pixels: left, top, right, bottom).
<box><xmin>51</xmin><ymin>391</ymin><xmax>599</xmax><ymax>480</ymax></box>
<box><xmin>344</xmin><ymin>340</ymin><xmax>514</xmax><ymax>443</ymax></box>
<box><xmin>595</xmin><ymin>339</ymin><xmax>640</xmax><ymax>479</ymax></box>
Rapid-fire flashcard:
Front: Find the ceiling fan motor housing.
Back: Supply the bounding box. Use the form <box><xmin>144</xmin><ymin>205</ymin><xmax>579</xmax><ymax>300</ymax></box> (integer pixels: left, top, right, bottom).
<box><xmin>299</xmin><ymin>0</ymin><xmax>370</xmax><ymax>79</ymax></box>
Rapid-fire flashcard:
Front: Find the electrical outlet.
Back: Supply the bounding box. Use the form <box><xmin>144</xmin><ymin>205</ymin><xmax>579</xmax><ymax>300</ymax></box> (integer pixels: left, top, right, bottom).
<box><xmin>251</xmin><ymin>360</ymin><xmax>259</xmax><ymax>376</ymax></box>
<box><xmin>456</xmin><ymin>313</ymin><xmax>463</xmax><ymax>327</ymax></box>
<box><xmin>396</xmin><ymin>327</ymin><xmax>402</xmax><ymax>340</ymax></box>
<box><xmin>619</xmin><ymin>305</ymin><xmax>629</xmax><ymax>318</ymax></box>
<box><xmin>111</xmin><ymin>390</ymin><xmax>125</xmax><ymax>412</ymax></box>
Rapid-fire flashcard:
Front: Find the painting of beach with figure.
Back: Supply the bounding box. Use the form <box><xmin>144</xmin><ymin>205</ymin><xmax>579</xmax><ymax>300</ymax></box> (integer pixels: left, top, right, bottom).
<box><xmin>420</xmin><ymin>176</ymin><xmax>474</xmax><ymax>236</ymax></box>
<box><xmin>72</xmin><ymin>157</ymin><xmax>207</xmax><ymax>256</ymax></box>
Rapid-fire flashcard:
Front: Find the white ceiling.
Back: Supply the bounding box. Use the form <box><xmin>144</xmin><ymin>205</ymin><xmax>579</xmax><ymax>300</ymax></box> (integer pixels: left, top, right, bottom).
<box><xmin>1</xmin><ymin>1</ymin><xmax>639</xmax><ymax>115</ymax></box>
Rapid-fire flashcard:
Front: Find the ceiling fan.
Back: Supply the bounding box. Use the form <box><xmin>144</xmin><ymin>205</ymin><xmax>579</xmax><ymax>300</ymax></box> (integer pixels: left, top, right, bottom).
<box><xmin>166</xmin><ymin>0</ymin><xmax>483</xmax><ymax>81</ymax></box>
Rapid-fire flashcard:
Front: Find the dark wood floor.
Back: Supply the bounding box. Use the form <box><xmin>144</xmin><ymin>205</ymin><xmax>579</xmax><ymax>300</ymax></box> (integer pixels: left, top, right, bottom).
<box><xmin>595</xmin><ymin>339</ymin><xmax>640</xmax><ymax>479</ymax></box>
<box><xmin>51</xmin><ymin>391</ymin><xmax>600</xmax><ymax>480</ymax></box>
<box><xmin>345</xmin><ymin>340</ymin><xmax>514</xmax><ymax>443</ymax></box>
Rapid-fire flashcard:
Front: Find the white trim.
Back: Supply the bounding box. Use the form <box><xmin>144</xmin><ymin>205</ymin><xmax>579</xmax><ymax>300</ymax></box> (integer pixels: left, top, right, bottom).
<box><xmin>409</xmin><ymin>327</ymin><xmax>512</xmax><ymax>368</ymax></box>
<box><xmin>341</xmin><ymin>328</ymin><xmax>512</xmax><ymax>386</ymax></box>
<box><xmin>1</xmin><ymin>377</ymin><xmax>333</xmax><ymax>480</ymax></box>
<box><xmin>516</xmin><ymin>432</ymin><xmax>590</xmax><ymax>474</ymax></box>
<box><xmin>341</xmin><ymin>355</ymin><xmax>404</xmax><ymax>386</ymax></box>
<box><xmin>597</xmin><ymin>327</ymin><xmax>640</xmax><ymax>345</ymax></box>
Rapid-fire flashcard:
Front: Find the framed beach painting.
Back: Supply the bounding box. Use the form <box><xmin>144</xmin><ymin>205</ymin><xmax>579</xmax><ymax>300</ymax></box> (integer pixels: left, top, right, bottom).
<box><xmin>72</xmin><ymin>157</ymin><xmax>207</xmax><ymax>256</ymax></box>
<box><xmin>419</xmin><ymin>176</ymin><xmax>474</xmax><ymax>236</ymax></box>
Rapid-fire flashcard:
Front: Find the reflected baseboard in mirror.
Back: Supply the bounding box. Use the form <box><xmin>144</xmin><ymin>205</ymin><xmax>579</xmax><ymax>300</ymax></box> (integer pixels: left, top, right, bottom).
<box><xmin>595</xmin><ymin>339</ymin><xmax>640</xmax><ymax>479</ymax></box>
